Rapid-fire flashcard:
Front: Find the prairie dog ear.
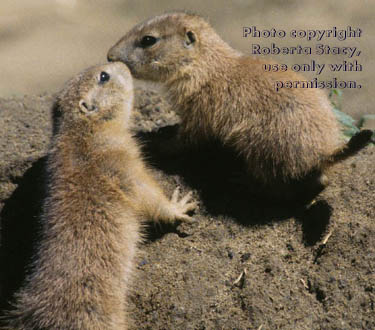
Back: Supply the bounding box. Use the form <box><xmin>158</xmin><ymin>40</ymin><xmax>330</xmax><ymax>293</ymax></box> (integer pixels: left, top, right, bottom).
<box><xmin>79</xmin><ymin>99</ymin><xmax>98</xmax><ymax>114</ymax></box>
<box><xmin>184</xmin><ymin>30</ymin><xmax>196</xmax><ymax>48</ymax></box>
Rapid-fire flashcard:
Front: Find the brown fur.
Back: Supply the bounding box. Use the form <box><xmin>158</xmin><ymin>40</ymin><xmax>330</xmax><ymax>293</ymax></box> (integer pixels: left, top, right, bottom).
<box><xmin>108</xmin><ymin>12</ymin><xmax>371</xmax><ymax>198</ymax></box>
<box><xmin>1</xmin><ymin>62</ymin><xmax>196</xmax><ymax>329</ymax></box>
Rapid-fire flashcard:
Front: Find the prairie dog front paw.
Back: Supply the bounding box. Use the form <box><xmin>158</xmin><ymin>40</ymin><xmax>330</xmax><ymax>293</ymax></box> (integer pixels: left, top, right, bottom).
<box><xmin>169</xmin><ymin>187</ymin><xmax>198</xmax><ymax>222</ymax></box>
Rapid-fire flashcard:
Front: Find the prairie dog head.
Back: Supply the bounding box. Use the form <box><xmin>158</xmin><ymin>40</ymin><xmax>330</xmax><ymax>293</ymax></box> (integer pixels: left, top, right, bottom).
<box><xmin>107</xmin><ymin>12</ymin><xmax>233</xmax><ymax>83</ymax></box>
<box><xmin>56</xmin><ymin>62</ymin><xmax>134</xmax><ymax>128</ymax></box>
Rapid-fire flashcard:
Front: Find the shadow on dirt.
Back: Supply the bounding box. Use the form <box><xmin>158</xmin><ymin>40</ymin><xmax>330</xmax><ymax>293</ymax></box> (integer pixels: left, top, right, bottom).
<box><xmin>0</xmin><ymin>157</ymin><xmax>46</xmax><ymax>312</ymax></box>
<box><xmin>297</xmin><ymin>200</ymin><xmax>332</xmax><ymax>247</ymax></box>
<box><xmin>137</xmin><ymin>125</ymin><xmax>332</xmax><ymax>242</ymax></box>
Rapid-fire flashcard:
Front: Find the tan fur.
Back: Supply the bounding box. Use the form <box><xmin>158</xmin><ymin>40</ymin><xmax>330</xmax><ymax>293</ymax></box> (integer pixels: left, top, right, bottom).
<box><xmin>1</xmin><ymin>62</ymin><xmax>196</xmax><ymax>329</ymax></box>
<box><xmin>107</xmin><ymin>12</ymin><xmax>367</xmax><ymax>192</ymax></box>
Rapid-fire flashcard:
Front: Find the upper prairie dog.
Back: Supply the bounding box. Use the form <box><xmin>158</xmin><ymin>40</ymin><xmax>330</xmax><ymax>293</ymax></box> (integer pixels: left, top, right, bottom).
<box><xmin>1</xmin><ymin>62</ymin><xmax>196</xmax><ymax>329</ymax></box>
<box><xmin>107</xmin><ymin>12</ymin><xmax>372</xmax><ymax>193</ymax></box>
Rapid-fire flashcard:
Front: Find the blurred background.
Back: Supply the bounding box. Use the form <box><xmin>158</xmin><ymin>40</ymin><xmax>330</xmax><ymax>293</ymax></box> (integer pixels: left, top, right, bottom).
<box><xmin>0</xmin><ymin>0</ymin><xmax>373</xmax><ymax>118</ymax></box>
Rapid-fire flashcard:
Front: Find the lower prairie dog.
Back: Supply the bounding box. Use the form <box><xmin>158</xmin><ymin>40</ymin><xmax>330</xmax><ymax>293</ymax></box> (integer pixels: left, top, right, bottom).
<box><xmin>1</xmin><ymin>62</ymin><xmax>196</xmax><ymax>329</ymax></box>
<box><xmin>107</xmin><ymin>12</ymin><xmax>372</xmax><ymax>199</ymax></box>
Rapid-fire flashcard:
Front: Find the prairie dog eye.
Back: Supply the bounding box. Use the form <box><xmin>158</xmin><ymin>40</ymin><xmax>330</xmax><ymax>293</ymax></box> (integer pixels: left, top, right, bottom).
<box><xmin>99</xmin><ymin>71</ymin><xmax>110</xmax><ymax>83</ymax></box>
<box><xmin>139</xmin><ymin>35</ymin><xmax>158</xmax><ymax>48</ymax></box>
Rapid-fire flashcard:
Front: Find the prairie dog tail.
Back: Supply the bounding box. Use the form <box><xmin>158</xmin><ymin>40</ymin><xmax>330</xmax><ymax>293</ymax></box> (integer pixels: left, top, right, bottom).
<box><xmin>329</xmin><ymin>129</ymin><xmax>373</xmax><ymax>165</ymax></box>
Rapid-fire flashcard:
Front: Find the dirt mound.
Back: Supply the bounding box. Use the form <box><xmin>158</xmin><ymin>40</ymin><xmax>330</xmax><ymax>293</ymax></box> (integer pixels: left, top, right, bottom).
<box><xmin>0</xmin><ymin>91</ymin><xmax>374</xmax><ymax>329</ymax></box>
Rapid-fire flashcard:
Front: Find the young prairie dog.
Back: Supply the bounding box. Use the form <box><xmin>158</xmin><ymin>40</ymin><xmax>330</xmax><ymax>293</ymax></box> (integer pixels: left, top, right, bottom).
<box><xmin>107</xmin><ymin>12</ymin><xmax>372</xmax><ymax>199</ymax></box>
<box><xmin>1</xmin><ymin>63</ymin><xmax>196</xmax><ymax>330</ymax></box>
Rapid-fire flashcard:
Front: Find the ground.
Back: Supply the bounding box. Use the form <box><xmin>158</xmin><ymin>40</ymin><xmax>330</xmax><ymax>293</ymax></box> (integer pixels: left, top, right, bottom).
<box><xmin>0</xmin><ymin>89</ymin><xmax>374</xmax><ymax>329</ymax></box>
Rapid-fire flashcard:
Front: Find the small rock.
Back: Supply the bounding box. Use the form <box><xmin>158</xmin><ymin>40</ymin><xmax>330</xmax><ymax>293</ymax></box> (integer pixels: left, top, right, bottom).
<box><xmin>240</xmin><ymin>253</ymin><xmax>251</xmax><ymax>262</ymax></box>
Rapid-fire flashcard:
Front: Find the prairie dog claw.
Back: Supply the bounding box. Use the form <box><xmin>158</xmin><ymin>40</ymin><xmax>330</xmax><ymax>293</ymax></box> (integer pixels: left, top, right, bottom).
<box><xmin>170</xmin><ymin>187</ymin><xmax>198</xmax><ymax>222</ymax></box>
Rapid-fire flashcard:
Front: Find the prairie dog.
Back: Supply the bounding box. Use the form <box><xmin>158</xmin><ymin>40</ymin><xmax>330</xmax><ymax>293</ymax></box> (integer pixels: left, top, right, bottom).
<box><xmin>1</xmin><ymin>62</ymin><xmax>196</xmax><ymax>329</ymax></box>
<box><xmin>107</xmin><ymin>12</ymin><xmax>372</xmax><ymax>198</ymax></box>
